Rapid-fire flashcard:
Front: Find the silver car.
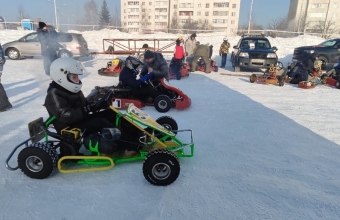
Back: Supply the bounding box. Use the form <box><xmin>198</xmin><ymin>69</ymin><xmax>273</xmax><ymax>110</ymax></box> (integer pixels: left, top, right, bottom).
<box><xmin>2</xmin><ymin>32</ymin><xmax>90</xmax><ymax>60</ymax></box>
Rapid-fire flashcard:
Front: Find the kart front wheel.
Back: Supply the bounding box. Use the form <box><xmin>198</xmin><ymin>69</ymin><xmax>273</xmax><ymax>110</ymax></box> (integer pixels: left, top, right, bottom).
<box><xmin>18</xmin><ymin>143</ymin><xmax>58</xmax><ymax>179</ymax></box>
<box><xmin>154</xmin><ymin>95</ymin><xmax>171</xmax><ymax>113</ymax></box>
<box><xmin>143</xmin><ymin>149</ymin><xmax>180</xmax><ymax>186</ymax></box>
<box><xmin>250</xmin><ymin>74</ymin><xmax>257</xmax><ymax>83</ymax></box>
<box><xmin>156</xmin><ymin>116</ymin><xmax>178</xmax><ymax>135</ymax></box>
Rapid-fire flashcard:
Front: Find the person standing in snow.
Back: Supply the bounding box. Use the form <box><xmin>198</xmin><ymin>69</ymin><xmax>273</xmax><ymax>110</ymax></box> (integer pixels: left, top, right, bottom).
<box><xmin>37</xmin><ymin>22</ymin><xmax>62</xmax><ymax>75</ymax></box>
<box><xmin>170</xmin><ymin>39</ymin><xmax>186</xmax><ymax>80</ymax></box>
<box><xmin>219</xmin><ymin>37</ymin><xmax>230</xmax><ymax>68</ymax></box>
<box><xmin>185</xmin><ymin>33</ymin><xmax>197</xmax><ymax>61</ymax></box>
<box><xmin>0</xmin><ymin>43</ymin><xmax>12</xmax><ymax>112</ymax></box>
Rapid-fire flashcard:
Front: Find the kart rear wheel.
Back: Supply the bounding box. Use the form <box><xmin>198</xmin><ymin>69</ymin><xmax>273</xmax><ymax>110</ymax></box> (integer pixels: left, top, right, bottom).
<box><xmin>250</xmin><ymin>74</ymin><xmax>257</xmax><ymax>83</ymax></box>
<box><xmin>154</xmin><ymin>95</ymin><xmax>171</xmax><ymax>113</ymax></box>
<box><xmin>18</xmin><ymin>143</ymin><xmax>58</xmax><ymax>179</ymax></box>
<box><xmin>143</xmin><ymin>149</ymin><xmax>180</xmax><ymax>186</ymax></box>
<box><xmin>214</xmin><ymin>66</ymin><xmax>219</xmax><ymax>72</ymax></box>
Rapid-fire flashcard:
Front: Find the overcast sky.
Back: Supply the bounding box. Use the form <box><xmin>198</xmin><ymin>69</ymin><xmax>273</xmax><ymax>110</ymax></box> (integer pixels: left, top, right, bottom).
<box><xmin>0</xmin><ymin>0</ymin><xmax>289</xmax><ymax>28</ymax></box>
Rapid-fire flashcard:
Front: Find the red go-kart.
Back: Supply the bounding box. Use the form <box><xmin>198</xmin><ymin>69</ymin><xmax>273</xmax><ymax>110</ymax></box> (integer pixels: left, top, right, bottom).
<box><xmin>87</xmin><ymin>78</ymin><xmax>191</xmax><ymax>113</ymax></box>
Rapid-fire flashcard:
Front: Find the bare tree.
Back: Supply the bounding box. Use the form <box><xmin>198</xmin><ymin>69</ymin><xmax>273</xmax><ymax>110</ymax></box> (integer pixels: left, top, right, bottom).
<box><xmin>18</xmin><ymin>4</ymin><xmax>30</xmax><ymax>20</ymax></box>
<box><xmin>294</xmin><ymin>11</ymin><xmax>309</xmax><ymax>33</ymax></box>
<box><xmin>267</xmin><ymin>17</ymin><xmax>287</xmax><ymax>31</ymax></box>
<box><xmin>170</xmin><ymin>11</ymin><xmax>180</xmax><ymax>33</ymax></box>
<box><xmin>76</xmin><ymin>0</ymin><xmax>99</xmax><ymax>31</ymax></box>
<box><xmin>309</xmin><ymin>19</ymin><xmax>339</xmax><ymax>38</ymax></box>
<box><xmin>198</xmin><ymin>19</ymin><xmax>213</xmax><ymax>31</ymax></box>
<box><xmin>139</xmin><ymin>5</ymin><xmax>150</xmax><ymax>33</ymax></box>
<box><xmin>181</xmin><ymin>16</ymin><xmax>200</xmax><ymax>33</ymax></box>
<box><xmin>110</xmin><ymin>6</ymin><xmax>120</xmax><ymax>28</ymax></box>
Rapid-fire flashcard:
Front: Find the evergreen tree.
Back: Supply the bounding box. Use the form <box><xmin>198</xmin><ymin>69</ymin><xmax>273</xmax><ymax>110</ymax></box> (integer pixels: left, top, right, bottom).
<box><xmin>99</xmin><ymin>0</ymin><xmax>111</xmax><ymax>28</ymax></box>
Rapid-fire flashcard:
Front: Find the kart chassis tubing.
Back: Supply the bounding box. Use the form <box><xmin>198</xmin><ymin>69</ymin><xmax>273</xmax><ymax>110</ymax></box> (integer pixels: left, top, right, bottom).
<box><xmin>6</xmin><ymin>105</ymin><xmax>194</xmax><ymax>175</ymax></box>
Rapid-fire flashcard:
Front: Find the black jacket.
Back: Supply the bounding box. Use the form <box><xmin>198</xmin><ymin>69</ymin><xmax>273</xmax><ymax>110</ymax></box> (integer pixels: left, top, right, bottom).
<box><xmin>44</xmin><ymin>81</ymin><xmax>88</xmax><ymax>132</ymax></box>
<box><xmin>47</xmin><ymin>26</ymin><xmax>62</xmax><ymax>52</ymax></box>
<box><xmin>303</xmin><ymin>53</ymin><xmax>317</xmax><ymax>75</ymax></box>
<box><xmin>140</xmin><ymin>52</ymin><xmax>168</xmax><ymax>80</ymax></box>
<box><xmin>119</xmin><ymin>66</ymin><xmax>143</xmax><ymax>89</ymax></box>
<box><xmin>37</xmin><ymin>28</ymin><xmax>49</xmax><ymax>56</ymax></box>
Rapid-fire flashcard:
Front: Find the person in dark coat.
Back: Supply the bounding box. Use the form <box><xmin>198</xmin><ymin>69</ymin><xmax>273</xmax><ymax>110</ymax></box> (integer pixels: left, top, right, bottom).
<box><xmin>140</xmin><ymin>50</ymin><xmax>169</xmax><ymax>81</ymax></box>
<box><xmin>37</xmin><ymin>22</ymin><xmax>62</xmax><ymax>76</ymax></box>
<box><xmin>45</xmin><ymin>57</ymin><xmax>141</xmax><ymax>157</ymax></box>
<box><xmin>303</xmin><ymin>52</ymin><xmax>319</xmax><ymax>76</ymax></box>
<box><xmin>0</xmin><ymin>43</ymin><xmax>12</xmax><ymax>112</ymax></box>
<box><xmin>119</xmin><ymin>56</ymin><xmax>161</xmax><ymax>102</ymax></box>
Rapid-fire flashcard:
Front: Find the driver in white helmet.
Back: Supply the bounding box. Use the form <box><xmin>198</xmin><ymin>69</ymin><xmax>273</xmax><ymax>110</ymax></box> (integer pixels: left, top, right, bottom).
<box><xmin>44</xmin><ymin>58</ymin><xmax>140</xmax><ymax>157</ymax></box>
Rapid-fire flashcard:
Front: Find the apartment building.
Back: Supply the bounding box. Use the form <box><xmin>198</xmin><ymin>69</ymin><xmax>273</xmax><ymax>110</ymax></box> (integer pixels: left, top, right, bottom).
<box><xmin>287</xmin><ymin>0</ymin><xmax>340</xmax><ymax>33</ymax></box>
<box><xmin>120</xmin><ymin>0</ymin><xmax>240</xmax><ymax>35</ymax></box>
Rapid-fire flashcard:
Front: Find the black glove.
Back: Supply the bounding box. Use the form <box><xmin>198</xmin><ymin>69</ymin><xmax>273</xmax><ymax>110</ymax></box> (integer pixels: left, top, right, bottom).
<box><xmin>83</xmin><ymin>90</ymin><xmax>113</xmax><ymax>113</ymax></box>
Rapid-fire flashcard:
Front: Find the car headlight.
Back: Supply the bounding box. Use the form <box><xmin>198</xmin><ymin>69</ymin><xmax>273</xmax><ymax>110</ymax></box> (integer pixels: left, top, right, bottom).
<box><xmin>239</xmin><ymin>52</ymin><xmax>249</xmax><ymax>58</ymax></box>
<box><xmin>267</xmin><ymin>53</ymin><xmax>277</xmax><ymax>58</ymax></box>
<box><xmin>304</xmin><ymin>50</ymin><xmax>314</xmax><ymax>53</ymax></box>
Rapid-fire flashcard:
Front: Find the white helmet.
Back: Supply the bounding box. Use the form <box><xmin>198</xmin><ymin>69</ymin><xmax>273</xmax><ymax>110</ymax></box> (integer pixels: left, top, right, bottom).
<box><xmin>50</xmin><ymin>58</ymin><xmax>83</xmax><ymax>93</ymax></box>
<box><xmin>223</xmin><ymin>37</ymin><xmax>228</xmax><ymax>41</ymax></box>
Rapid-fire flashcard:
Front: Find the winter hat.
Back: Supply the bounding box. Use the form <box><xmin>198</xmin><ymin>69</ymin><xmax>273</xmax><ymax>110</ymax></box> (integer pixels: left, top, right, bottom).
<box><xmin>190</xmin><ymin>33</ymin><xmax>197</xmax><ymax>38</ymax></box>
<box><xmin>39</xmin><ymin>22</ymin><xmax>47</xmax><ymax>28</ymax></box>
<box><xmin>144</xmin><ymin>50</ymin><xmax>154</xmax><ymax>59</ymax></box>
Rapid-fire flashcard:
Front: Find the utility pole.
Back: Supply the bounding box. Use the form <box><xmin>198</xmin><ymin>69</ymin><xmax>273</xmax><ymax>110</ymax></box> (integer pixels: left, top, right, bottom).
<box><xmin>247</xmin><ymin>0</ymin><xmax>254</xmax><ymax>33</ymax></box>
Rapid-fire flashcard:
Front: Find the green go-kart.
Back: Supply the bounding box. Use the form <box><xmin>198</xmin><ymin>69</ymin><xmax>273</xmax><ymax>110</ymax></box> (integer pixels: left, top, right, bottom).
<box><xmin>5</xmin><ymin>90</ymin><xmax>194</xmax><ymax>186</ymax></box>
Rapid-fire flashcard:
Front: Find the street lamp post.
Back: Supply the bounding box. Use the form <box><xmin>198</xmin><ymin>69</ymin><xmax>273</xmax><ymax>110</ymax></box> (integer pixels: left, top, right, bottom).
<box><xmin>247</xmin><ymin>0</ymin><xmax>254</xmax><ymax>34</ymax></box>
<box><xmin>47</xmin><ymin>0</ymin><xmax>58</xmax><ymax>31</ymax></box>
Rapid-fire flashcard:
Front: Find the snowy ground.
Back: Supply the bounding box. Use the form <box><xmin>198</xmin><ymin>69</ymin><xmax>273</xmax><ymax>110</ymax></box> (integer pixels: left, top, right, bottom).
<box><xmin>1</xmin><ymin>30</ymin><xmax>340</xmax><ymax>220</ymax></box>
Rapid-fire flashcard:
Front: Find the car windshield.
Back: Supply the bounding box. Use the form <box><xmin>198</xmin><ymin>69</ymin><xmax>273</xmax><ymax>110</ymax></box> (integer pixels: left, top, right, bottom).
<box><xmin>240</xmin><ymin>39</ymin><xmax>271</xmax><ymax>49</ymax></box>
<box><xmin>317</xmin><ymin>39</ymin><xmax>337</xmax><ymax>47</ymax></box>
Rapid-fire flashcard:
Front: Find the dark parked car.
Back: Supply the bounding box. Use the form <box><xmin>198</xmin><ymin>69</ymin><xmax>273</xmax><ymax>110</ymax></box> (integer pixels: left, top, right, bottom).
<box><xmin>230</xmin><ymin>34</ymin><xmax>278</xmax><ymax>72</ymax></box>
<box><xmin>2</xmin><ymin>32</ymin><xmax>89</xmax><ymax>60</ymax></box>
<box><xmin>293</xmin><ymin>38</ymin><xmax>340</xmax><ymax>66</ymax></box>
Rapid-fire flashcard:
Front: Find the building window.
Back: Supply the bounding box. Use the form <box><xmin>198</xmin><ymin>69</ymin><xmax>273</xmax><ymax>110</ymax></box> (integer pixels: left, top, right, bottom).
<box><xmin>213</xmin><ymin>2</ymin><xmax>229</xmax><ymax>8</ymax></box>
<box><xmin>212</xmin><ymin>19</ymin><xmax>228</xmax><ymax>24</ymax></box>
<box><xmin>128</xmin><ymin>28</ymin><xmax>139</xmax><ymax>32</ymax></box>
<box><xmin>128</xmin><ymin>21</ymin><xmax>139</xmax><ymax>25</ymax></box>
<box><xmin>179</xmin><ymin>3</ymin><xmax>193</xmax><ymax>8</ymax></box>
<box><xmin>142</xmin><ymin>2</ymin><xmax>145</xmax><ymax>5</ymax></box>
<box><xmin>142</xmin><ymin>9</ymin><xmax>145</xmax><ymax>12</ymax></box>
<box><xmin>124</xmin><ymin>16</ymin><xmax>126</xmax><ymax>19</ymax></box>
<box><xmin>155</xmin><ymin>1</ymin><xmax>168</xmax><ymax>6</ymax></box>
<box><xmin>308</xmin><ymin>12</ymin><xmax>327</xmax><ymax>17</ymax></box>
<box><xmin>149</xmin><ymin>2</ymin><xmax>152</xmax><ymax>5</ymax></box>
<box><xmin>128</xmin><ymin>1</ymin><xmax>139</xmax><ymax>5</ymax></box>
<box><xmin>174</xmin><ymin>4</ymin><xmax>177</xmax><ymax>9</ymax></box>
<box><xmin>198</xmin><ymin>3</ymin><xmax>201</xmax><ymax>8</ymax></box>
<box><xmin>124</xmin><ymin>3</ymin><xmax>126</xmax><ymax>6</ymax></box>
<box><xmin>179</xmin><ymin>11</ymin><xmax>193</xmax><ymax>16</ymax></box>
<box><xmin>213</xmin><ymin>11</ymin><xmax>228</xmax><ymax>16</ymax></box>
<box><xmin>333</xmin><ymin>13</ymin><xmax>337</xmax><ymax>18</ymax></box>
<box><xmin>124</xmin><ymin>9</ymin><xmax>126</xmax><ymax>13</ymax></box>
<box><xmin>334</xmin><ymin>3</ymin><xmax>339</xmax><ymax>8</ymax></box>
<box><xmin>206</xmin><ymin>3</ymin><xmax>209</xmax><ymax>8</ymax></box>
<box><xmin>155</xmin><ymin>8</ymin><xmax>167</xmax><ymax>12</ymax></box>
<box><xmin>148</xmin><ymin>9</ymin><xmax>152</xmax><ymax>12</ymax></box>
<box><xmin>232</xmin><ymin>3</ymin><xmax>236</xmax><ymax>8</ymax></box>
<box><xmin>128</xmin><ymin>8</ymin><xmax>139</xmax><ymax>12</ymax></box>
<box><xmin>311</xmin><ymin>3</ymin><xmax>328</xmax><ymax>8</ymax></box>
<box><xmin>128</xmin><ymin>15</ymin><xmax>139</xmax><ymax>19</ymax></box>
<box><xmin>197</xmin><ymin>12</ymin><xmax>201</xmax><ymax>16</ymax></box>
<box><xmin>148</xmin><ymin>16</ymin><xmax>151</xmax><ymax>19</ymax></box>
<box><xmin>231</xmin><ymin>12</ymin><xmax>236</xmax><ymax>16</ymax></box>
<box><xmin>155</xmin><ymin>22</ymin><xmax>168</xmax><ymax>27</ymax></box>
<box><xmin>155</xmin><ymin>15</ymin><xmax>168</xmax><ymax>19</ymax></box>
<box><xmin>231</xmin><ymin>20</ymin><xmax>235</xmax><ymax>24</ymax></box>
<box><xmin>205</xmin><ymin>12</ymin><xmax>209</xmax><ymax>16</ymax></box>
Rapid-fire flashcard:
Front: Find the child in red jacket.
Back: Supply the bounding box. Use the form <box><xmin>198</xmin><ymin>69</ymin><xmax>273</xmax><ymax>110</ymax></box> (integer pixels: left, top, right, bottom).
<box><xmin>170</xmin><ymin>40</ymin><xmax>186</xmax><ymax>80</ymax></box>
